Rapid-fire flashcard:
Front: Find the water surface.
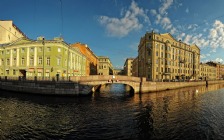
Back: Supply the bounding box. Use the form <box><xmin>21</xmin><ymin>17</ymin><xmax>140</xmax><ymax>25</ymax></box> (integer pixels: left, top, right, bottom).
<box><xmin>1</xmin><ymin>83</ymin><xmax>224</xmax><ymax>139</ymax></box>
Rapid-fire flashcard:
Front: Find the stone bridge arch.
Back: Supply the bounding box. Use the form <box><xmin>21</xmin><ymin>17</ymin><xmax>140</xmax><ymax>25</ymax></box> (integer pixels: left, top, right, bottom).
<box><xmin>70</xmin><ymin>75</ymin><xmax>142</xmax><ymax>95</ymax></box>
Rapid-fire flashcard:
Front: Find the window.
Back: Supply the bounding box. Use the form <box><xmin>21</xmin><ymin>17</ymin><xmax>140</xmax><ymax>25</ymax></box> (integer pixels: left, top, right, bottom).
<box><xmin>58</xmin><ymin>48</ymin><xmax>61</xmax><ymax>52</ymax></box>
<box><xmin>13</xmin><ymin>49</ymin><xmax>17</xmax><ymax>53</ymax></box>
<box><xmin>6</xmin><ymin>50</ymin><xmax>9</xmax><ymax>54</ymax></box>
<box><xmin>47</xmin><ymin>47</ymin><xmax>51</xmax><ymax>52</ymax></box>
<box><xmin>6</xmin><ymin>70</ymin><xmax>9</xmax><ymax>75</ymax></box>
<box><xmin>38</xmin><ymin>57</ymin><xmax>42</xmax><ymax>65</ymax></box>
<box><xmin>47</xmin><ymin>57</ymin><xmax>50</xmax><ymax>65</ymax></box>
<box><xmin>38</xmin><ymin>72</ymin><xmax>42</xmax><ymax>77</ymax></box>
<box><xmin>30</xmin><ymin>57</ymin><xmax>34</xmax><ymax>66</ymax></box>
<box><xmin>57</xmin><ymin>58</ymin><xmax>61</xmax><ymax>65</ymax></box>
<box><xmin>21</xmin><ymin>48</ymin><xmax>25</xmax><ymax>53</ymax></box>
<box><xmin>6</xmin><ymin>59</ymin><xmax>10</xmax><ymax>65</ymax></box>
<box><xmin>39</xmin><ymin>47</ymin><xmax>42</xmax><ymax>52</ymax></box>
<box><xmin>30</xmin><ymin>47</ymin><xmax>34</xmax><ymax>52</ymax></box>
<box><xmin>65</xmin><ymin>59</ymin><xmax>67</xmax><ymax>66</ymax></box>
<box><xmin>13</xmin><ymin>58</ymin><xmax>16</xmax><ymax>66</ymax></box>
<box><xmin>21</xmin><ymin>58</ymin><xmax>25</xmax><ymax>65</ymax></box>
<box><xmin>13</xmin><ymin>69</ymin><xmax>16</xmax><ymax>75</ymax></box>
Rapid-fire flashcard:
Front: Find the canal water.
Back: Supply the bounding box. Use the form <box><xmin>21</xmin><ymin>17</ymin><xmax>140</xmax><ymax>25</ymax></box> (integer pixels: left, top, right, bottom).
<box><xmin>1</xmin><ymin>83</ymin><xmax>224</xmax><ymax>139</ymax></box>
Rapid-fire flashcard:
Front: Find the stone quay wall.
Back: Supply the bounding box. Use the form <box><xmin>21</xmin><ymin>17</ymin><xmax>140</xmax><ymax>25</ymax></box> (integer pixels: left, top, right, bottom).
<box><xmin>140</xmin><ymin>79</ymin><xmax>224</xmax><ymax>93</ymax></box>
<box><xmin>0</xmin><ymin>76</ymin><xmax>224</xmax><ymax>95</ymax></box>
<box><xmin>0</xmin><ymin>80</ymin><xmax>81</xmax><ymax>96</ymax></box>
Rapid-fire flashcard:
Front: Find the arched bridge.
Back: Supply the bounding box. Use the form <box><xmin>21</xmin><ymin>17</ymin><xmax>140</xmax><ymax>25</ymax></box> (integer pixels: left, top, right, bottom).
<box><xmin>70</xmin><ymin>75</ymin><xmax>143</xmax><ymax>95</ymax></box>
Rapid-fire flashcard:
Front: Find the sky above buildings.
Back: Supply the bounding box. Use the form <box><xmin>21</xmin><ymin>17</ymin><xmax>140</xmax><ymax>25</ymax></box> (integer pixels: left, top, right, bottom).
<box><xmin>2</xmin><ymin>0</ymin><xmax>224</xmax><ymax>68</ymax></box>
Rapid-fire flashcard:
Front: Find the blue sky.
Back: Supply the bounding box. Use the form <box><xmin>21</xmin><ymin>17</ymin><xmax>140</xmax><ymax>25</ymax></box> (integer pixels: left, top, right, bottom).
<box><xmin>2</xmin><ymin>0</ymin><xmax>224</xmax><ymax>68</ymax></box>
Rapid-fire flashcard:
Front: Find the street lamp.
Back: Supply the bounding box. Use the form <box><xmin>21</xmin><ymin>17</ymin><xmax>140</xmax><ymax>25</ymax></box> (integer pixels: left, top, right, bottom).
<box><xmin>42</xmin><ymin>37</ymin><xmax>45</xmax><ymax>80</ymax></box>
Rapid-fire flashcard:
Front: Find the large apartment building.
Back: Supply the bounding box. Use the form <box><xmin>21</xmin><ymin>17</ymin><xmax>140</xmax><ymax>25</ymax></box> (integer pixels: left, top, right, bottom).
<box><xmin>98</xmin><ymin>56</ymin><xmax>113</xmax><ymax>75</ymax></box>
<box><xmin>0</xmin><ymin>37</ymin><xmax>86</xmax><ymax>79</ymax></box>
<box><xmin>0</xmin><ymin>20</ymin><xmax>26</xmax><ymax>44</ymax></box>
<box><xmin>71</xmin><ymin>42</ymin><xmax>98</xmax><ymax>75</ymax></box>
<box><xmin>135</xmin><ymin>31</ymin><xmax>200</xmax><ymax>81</ymax></box>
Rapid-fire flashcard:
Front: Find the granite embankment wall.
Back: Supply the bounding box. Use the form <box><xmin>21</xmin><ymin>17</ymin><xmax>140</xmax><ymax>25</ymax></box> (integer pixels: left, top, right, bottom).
<box><xmin>1</xmin><ymin>78</ymin><xmax>224</xmax><ymax>95</ymax></box>
<box><xmin>0</xmin><ymin>80</ymin><xmax>81</xmax><ymax>96</ymax></box>
<box><xmin>141</xmin><ymin>80</ymin><xmax>224</xmax><ymax>93</ymax></box>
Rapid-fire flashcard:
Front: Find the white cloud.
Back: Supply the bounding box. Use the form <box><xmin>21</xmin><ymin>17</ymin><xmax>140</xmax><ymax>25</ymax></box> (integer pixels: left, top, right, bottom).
<box><xmin>214</xmin><ymin>58</ymin><xmax>223</xmax><ymax>63</ymax></box>
<box><xmin>150</xmin><ymin>9</ymin><xmax>157</xmax><ymax>16</ymax></box>
<box><xmin>200</xmin><ymin>54</ymin><xmax>206</xmax><ymax>59</ymax></box>
<box><xmin>150</xmin><ymin>0</ymin><xmax>176</xmax><ymax>34</ymax></box>
<box><xmin>159</xmin><ymin>0</ymin><xmax>174</xmax><ymax>15</ymax></box>
<box><xmin>99</xmin><ymin>1</ymin><xmax>150</xmax><ymax>37</ymax></box>
<box><xmin>187</xmin><ymin>24</ymin><xmax>198</xmax><ymax>31</ymax></box>
<box><xmin>208</xmin><ymin>20</ymin><xmax>224</xmax><ymax>50</ymax></box>
<box><xmin>183</xmin><ymin>34</ymin><xmax>192</xmax><ymax>44</ymax></box>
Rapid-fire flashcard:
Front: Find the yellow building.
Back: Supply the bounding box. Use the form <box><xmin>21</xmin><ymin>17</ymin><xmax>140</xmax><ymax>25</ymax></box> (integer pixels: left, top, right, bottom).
<box><xmin>98</xmin><ymin>56</ymin><xmax>113</xmax><ymax>75</ymax></box>
<box><xmin>199</xmin><ymin>63</ymin><xmax>216</xmax><ymax>80</ymax></box>
<box><xmin>124</xmin><ymin>58</ymin><xmax>134</xmax><ymax>76</ymax></box>
<box><xmin>0</xmin><ymin>37</ymin><xmax>86</xmax><ymax>80</ymax></box>
<box><xmin>206</xmin><ymin>61</ymin><xmax>224</xmax><ymax>80</ymax></box>
<box><xmin>0</xmin><ymin>20</ymin><xmax>26</xmax><ymax>44</ymax></box>
<box><xmin>137</xmin><ymin>31</ymin><xmax>200</xmax><ymax>81</ymax></box>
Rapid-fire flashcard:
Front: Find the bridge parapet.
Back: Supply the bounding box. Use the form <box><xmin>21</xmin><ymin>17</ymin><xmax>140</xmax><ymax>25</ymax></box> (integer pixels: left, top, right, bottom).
<box><xmin>70</xmin><ymin>75</ymin><xmax>142</xmax><ymax>94</ymax></box>
<box><xmin>70</xmin><ymin>75</ymin><xmax>141</xmax><ymax>82</ymax></box>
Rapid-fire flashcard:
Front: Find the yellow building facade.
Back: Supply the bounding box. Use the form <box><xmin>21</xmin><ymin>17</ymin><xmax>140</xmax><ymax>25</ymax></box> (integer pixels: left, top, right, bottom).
<box><xmin>137</xmin><ymin>31</ymin><xmax>200</xmax><ymax>81</ymax></box>
<box><xmin>199</xmin><ymin>63</ymin><xmax>216</xmax><ymax>80</ymax></box>
<box><xmin>98</xmin><ymin>56</ymin><xmax>113</xmax><ymax>75</ymax></box>
<box><xmin>0</xmin><ymin>37</ymin><xmax>86</xmax><ymax>80</ymax></box>
<box><xmin>124</xmin><ymin>58</ymin><xmax>134</xmax><ymax>76</ymax></box>
<box><xmin>0</xmin><ymin>20</ymin><xmax>26</xmax><ymax>44</ymax></box>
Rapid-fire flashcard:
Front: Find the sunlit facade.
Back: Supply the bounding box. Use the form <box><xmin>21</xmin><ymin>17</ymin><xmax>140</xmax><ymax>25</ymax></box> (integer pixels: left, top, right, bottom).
<box><xmin>199</xmin><ymin>63</ymin><xmax>216</xmax><ymax>80</ymax></box>
<box><xmin>137</xmin><ymin>31</ymin><xmax>200</xmax><ymax>81</ymax></box>
<box><xmin>71</xmin><ymin>42</ymin><xmax>98</xmax><ymax>75</ymax></box>
<box><xmin>98</xmin><ymin>56</ymin><xmax>113</xmax><ymax>75</ymax></box>
<box><xmin>0</xmin><ymin>37</ymin><xmax>86</xmax><ymax>79</ymax></box>
<box><xmin>0</xmin><ymin>20</ymin><xmax>26</xmax><ymax>44</ymax></box>
<box><xmin>124</xmin><ymin>58</ymin><xmax>134</xmax><ymax>76</ymax></box>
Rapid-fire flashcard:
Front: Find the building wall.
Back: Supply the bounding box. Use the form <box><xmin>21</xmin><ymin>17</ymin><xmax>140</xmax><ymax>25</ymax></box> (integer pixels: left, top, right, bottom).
<box><xmin>124</xmin><ymin>58</ymin><xmax>134</xmax><ymax>76</ymax></box>
<box><xmin>199</xmin><ymin>63</ymin><xmax>217</xmax><ymax>80</ymax></box>
<box><xmin>71</xmin><ymin>43</ymin><xmax>98</xmax><ymax>75</ymax></box>
<box><xmin>138</xmin><ymin>31</ymin><xmax>200</xmax><ymax>81</ymax></box>
<box><xmin>0</xmin><ymin>20</ymin><xmax>25</xmax><ymax>44</ymax></box>
<box><xmin>132</xmin><ymin>57</ymin><xmax>138</xmax><ymax>77</ymax></box>
<box><xmin>98</xmin><ymin>56</ymin><xmax>113</xmax><ymax>75</ymax></box>
<box><xmin>0</xmin><ymin>37</ymin><xmax>86</xmax><ymax>79</ymax></box>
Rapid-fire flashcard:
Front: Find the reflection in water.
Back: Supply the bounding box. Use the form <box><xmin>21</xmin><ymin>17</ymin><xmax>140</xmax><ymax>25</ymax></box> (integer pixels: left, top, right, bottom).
<box><xmin>1</xmin><ymin>84</ymin><xmax>224</xmax><ymax>139</ymax></box>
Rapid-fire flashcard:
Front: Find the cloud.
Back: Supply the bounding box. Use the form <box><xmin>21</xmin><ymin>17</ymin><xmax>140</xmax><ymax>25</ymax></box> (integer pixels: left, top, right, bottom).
<box><xmin>200</xmin><ymin>54</ymin><xmax>206</xmax><ymax>59</ymax></box>
<box><xmin>150</xmin><ymin>0</ymin><xmax>176</xmax><ymax>34</ymax></box>
<box><xmin>159</xmin><ymin>0</ymin><xmax>174</xmax><ymax>15</ymax></box>
<box><xmin>208</xmin><ymin>20</ymin><xmax>224</xmax><ymax>50</ymax></box>
<box><xmin>99</xmin><ymin>1</ymin><xmax>150</xmax><ymax>37</ymax></box>
<box><xmin>214</xmin><ymin>58</ymin><xmax>223</xmax><ymax>63</ymax></box>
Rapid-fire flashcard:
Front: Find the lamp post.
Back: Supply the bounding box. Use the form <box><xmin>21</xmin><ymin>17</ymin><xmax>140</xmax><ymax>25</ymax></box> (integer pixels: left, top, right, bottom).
<box><xmin>42</xmin><ymin>37</ymin><xmax>45</xmax><ymax>80</ymax></box>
